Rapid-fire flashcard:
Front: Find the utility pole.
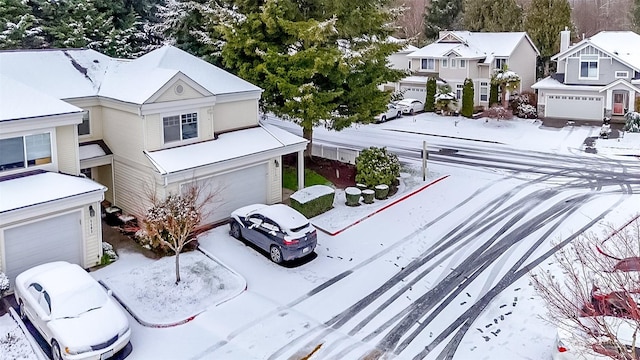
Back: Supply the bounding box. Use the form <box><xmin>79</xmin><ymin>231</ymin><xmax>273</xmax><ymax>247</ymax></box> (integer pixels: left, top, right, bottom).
<box><xmin>422</xmin><ymin>140</ymin><xmax>428</xmax><ymax>181</ymax></box>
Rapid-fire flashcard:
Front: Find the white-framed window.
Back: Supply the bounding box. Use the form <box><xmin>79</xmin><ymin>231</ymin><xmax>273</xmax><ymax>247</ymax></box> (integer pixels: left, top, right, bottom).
<box><xmin>421</xmin><ymin>58</ymin><xmax>435</xmax><ymax>70</ymax></box>
<box><xmin>480</xmin><ymin>81</ymin><xmax>489</xmax><ymax>102</ymax></box>
<box><xmin>579</xmin><ymin>55</ymin><xmax>598</xmax><ymax>79</ymax></box>
<box><xmin>78</xmin><ymin>110</ymin><xmax>90</xmax><ymax>136</ymax></box>
<box><xmin>456</xmin><ymin>84</ymin><xmax>463</xmax><ymax>100</ymax></box>
<box><xmin>441</xmin><ymin>59</ymin><xmax>448</xmax><ymax>68</ymax></box>
<box><xmin>495</xmin><ymin>58</ymin><xmax>507</xmax><ymax>70</ymax></box>
<box><xmin>450</xmin><ymin>59</ymin><xmax>457</xmax><ymax>69</ymax></box>
<box><xmin>615</xmin><ymin>71</ymin><xmax>629</xmax><ymax>79</ymax></box>
<box><xmin>163</xmin><ymin>112</ymin><xmax>198</xmax><ymax>144</ymax></box>
<box><xmin>459</xmin><ymin>59</ymin><xmax>466</xmax><ymax>68</ymax></box>
<box><xmin>0</xmin><ymin>132</ymin><xmax>52</xmax><ymax>172</ymax></box>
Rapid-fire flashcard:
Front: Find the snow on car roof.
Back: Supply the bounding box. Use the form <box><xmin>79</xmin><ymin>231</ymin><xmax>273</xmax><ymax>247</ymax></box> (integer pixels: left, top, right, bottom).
<box><xmin>258</xmin><ymin>204</ymin><xmax>309</xmax><ymax>230</ymax></box>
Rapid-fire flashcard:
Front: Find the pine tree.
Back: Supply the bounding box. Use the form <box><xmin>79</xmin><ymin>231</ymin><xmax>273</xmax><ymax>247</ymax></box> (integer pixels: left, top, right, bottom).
<box><xmin>222</xmin><ymin>0</ymin><xmax>406</xmax><ymax>156</ymax></box>
<box><xmin>489</xmin><ymin>83</ymin><xmax>499</xmax><ymax>106</ymax></box>
<box><xmin>524</xmin><ymin>0</ymin><xmax>572</xmax><ymax>76</ymax></box>
<box><xmin>0</xmin><ymin>0</ymin><xmax>45</xmax><ymax>49</ymax></box>
<box><xmin>424</xmin><ymin>0</ymin><xmax>463</xmax><ymax>40</ymax></box>
<box><xmin>425</xmin><ymin>77</ymin><xmax>437</xmax><ymax>112</ymax></box>
<box><xmin>463</xmin><ymin>0</ymin><xmax>524</xmax><ymax>32</ymax></box>
<box><xmin>461</xmin><ymin>78</ymin><xmax>474</xmax><ymax>117</ymax></box>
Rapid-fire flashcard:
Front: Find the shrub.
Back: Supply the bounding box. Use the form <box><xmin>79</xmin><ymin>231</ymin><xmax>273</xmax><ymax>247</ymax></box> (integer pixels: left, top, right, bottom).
<box><xmin>355</xmin><ymin>147</ymin><xmax>400</xmax><ymax>188</ymax></box>
<box><xmin>461</xmin><ymin>78</ymin><xmax>474</xmax><ymax>118</ymax></box>
<box><xmin>482</xmin><ymin>105</ymin><xmax>513</xmax><ymax>120</ymax></box>
<box><xmin>0</xmin><ymin>272</ymin><xmax>9</xmax><ymax>297</ymax></box>
<box><xmin>435</xmin><ymin>85</ymin><xmax>458</xmax><ymax>113</ymax></box>
<box><xmin>489</xmin><ymin>83</ymin><xmax>499</xmax><ymax>106</ymax></box>
<box><xmin>425</xmin><ymin>77</ymin><xmax>437</xmax><ymax>112</ymax></box>
<box><xmin>290</xmin><ymin>185</ymin><xmax>335</xmax><ymax>218</ymax></box>
<box><xmin>624</xmin><ymin>111</ymin><xmax>640</xmax><ymax>132</ymax></box>
<box><xmin>510</xmin><ymin>91</ymin><xmax>538</xmax><ymax>118</ymax></box>
<box><xmin>517</xmin><ymin>104</ymin><xmax>538</xmax><ymax>119</ymax></box>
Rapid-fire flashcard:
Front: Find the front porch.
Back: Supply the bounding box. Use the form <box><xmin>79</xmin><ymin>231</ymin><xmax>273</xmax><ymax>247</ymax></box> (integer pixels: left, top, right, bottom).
<box><xmin>600</xmin><ymin>79</ymin><xmax>640</xmax><ymax>118</ymax></box>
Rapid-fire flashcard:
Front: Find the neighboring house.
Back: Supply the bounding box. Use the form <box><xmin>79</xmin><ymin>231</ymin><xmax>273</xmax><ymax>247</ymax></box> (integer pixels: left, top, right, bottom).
<box><xmin>533</xmin><ymin>30</ymin><xmax>640</xmax><ymax>121</ymax></box>
<box><xmin>0</xmin><ymin>74</ymin><xmax>107</xmax><ymax>286</ymax></box>
<box><xmin>0</xmin><ymin>46</ymin><xmax>307</xmax><ymax>282</ymax></box>
<box><xmin>396</xmin><ymin>31</ymin><xmax>539</xmax><ymax>107</ymax></box>
<box><xmin>380</xmin><ymin>37</ymin><xmax>418</xmax><ymax>93</ymax></box>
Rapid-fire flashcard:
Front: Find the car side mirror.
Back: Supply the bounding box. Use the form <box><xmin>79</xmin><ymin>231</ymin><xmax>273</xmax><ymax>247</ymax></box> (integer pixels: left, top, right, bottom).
<box><xmin>107</xmin><ymin>289</ymin><xmax>113</xmax><ymax>297</ymax></box>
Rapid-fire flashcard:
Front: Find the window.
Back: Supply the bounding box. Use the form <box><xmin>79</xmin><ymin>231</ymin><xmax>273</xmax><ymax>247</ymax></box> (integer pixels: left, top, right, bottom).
<box><xmin>421</xmin><ymin>58</ymin><xmax>435</xmax><ymax>70</ymax></box>
<box><xmin>615</xmin><ymin>71</ymin><xmax>629</xmax><ymax>79</ymax></box>
<box><xmin>580</xmin><ymin>55</ymin><xmax>598</xmax><ymax>79</ymax></box>
<box><xmin>480</xmin><ymin>82</ymin><xmax>489</xmax><ymax>102</ymax></box>
<box><xmin>450</xmin><ymin>59</ymin><xmax>457</xmax><ymax>69</ymax></box>
<box><xmin>459</xmin><ymin>59</ymin><xmax>466</xmax><ymax>68</ymax></box>
<box><xmin>0</xmin><ymin>133</ymin><xmax>52</xmax><ymax>172</ymax></box>
<box><xmin>456</xmin><ymin>84</ymin><xmax>463</xmax><ymax>100</ymax></box>
<box><xmin>441</xmin><ymin>59</ymin><xmax>448</xmax><ymax>68</ymax></box>
<box><xmin>495</xmin><ymin>58</ymin><xmax>507</xmax><ymax>70</ymax></box>
<box><xmin>78</xmin><ymin>110</ymin><xmax>90</xmax><ymax>136</ymax></box>
<box><xmin>163</xmin><ymin>112</ymin><xmax>198</xmax><ymax>143</ymax></box>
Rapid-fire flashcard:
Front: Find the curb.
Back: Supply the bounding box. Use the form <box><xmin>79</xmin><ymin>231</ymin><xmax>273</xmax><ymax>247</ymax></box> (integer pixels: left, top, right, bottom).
<box><xmin>596</xmin><ymin>213</ymin><xmax>640</xmax><ymax>261</ymax></box>
<box><xmin>315</xmin><ymin>175</ymin><xmax>450</xmax><ymax>236</ymax></box>
<box><xmin>8</xmin><ymin>307</ymin><xmax>48</xmax><ymax>360</ymax></box>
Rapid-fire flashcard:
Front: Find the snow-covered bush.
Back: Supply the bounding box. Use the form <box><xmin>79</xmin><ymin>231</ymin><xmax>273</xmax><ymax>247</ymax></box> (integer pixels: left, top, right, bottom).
<box><xmin>435</xmin><ymin>85</ymin><xmax>458</xmax><ymax>114</ymax></box>
<box><xmin>482</xmin><ymin>106</ymin><xmax>513</xmax><ymax>120</ymax></box>
<box><xmin>624</xmin><ymin>111</ymin><xmax>640</xmax><ymax>132</ymax></box>
<box><xmin>510</xmin><ymin>91</ymin><xmax>537</xmax><ymax>119</ymax></box>
<box><xmin>290</xmin><ymin>185</ymin><xmax>335</xmax><ymax>218</ymax></box>
<box><xmin>517</xmin><ymin>104</ymin><xmax>538</xmax><ymax>119</ymax></box>
<box><xmin>101</xmin><ymin>242</ymin><xmax>119</xmax><ymax>265</ymax></box>
<box><xmin>0</xmin><ymin>272</ymin><xmax>9</xmax><ymax>297</ymax></box>
<box><xmin>355</xmin><ymin>147</ymin><xmax>400</xmax><ymax>188</ymax></box>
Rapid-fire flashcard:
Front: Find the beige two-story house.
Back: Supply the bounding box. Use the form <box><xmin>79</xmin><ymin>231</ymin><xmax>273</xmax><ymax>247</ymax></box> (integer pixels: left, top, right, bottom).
<box><xmin>397</xmin><ymin>31</ymin><xmax>539</xmax><ymax>108</ymax></box>
<box><xmin>533</xmin><ymin>30</ymin><xmax>640</xmax><ymax>121</ymax></box>
<box><xmin>0</xmin><ymin>46</ymin><xmax>307</xmax><ymax>283</ymax></box>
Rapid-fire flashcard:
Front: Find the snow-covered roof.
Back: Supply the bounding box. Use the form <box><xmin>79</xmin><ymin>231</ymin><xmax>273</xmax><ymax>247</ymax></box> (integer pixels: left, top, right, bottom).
<box><xmin>79</xmin><ymin>143</ymin><xmax>107</xmax><ymax>160</ymax></box>
<box><xmin>553</xmin><ymin>31</ymin><xmax>640</xmax><ymax>70</ymax></box>
<box><xmin>0</xmin><ymin>46</ymin><xmax>262</xmax><ymax>104</ymax></box>
<box><xmin>0</xmin><ymin>74</ymin><xmax>83</xmax><ymax>122</ymax></box>
<box><xmin>0</xmin><ymin>171</ymin><xmax>106</xmax><ymax>213</ymax></box>
<box><xmin>408</xmin><ymin>32</ymin><xmax>539</xmax><ymax>62</ymax></box>
<box><xmin>387</xmin><ymin>36</ymin><xmax>419</xmax><ymax>53</ymax></box>
<box><xmin>532</xmin><ymin>76</ymin><xmax>604</xmax><ymax>91</ymax></box>
<box><xmin>144</xmin><ymin>123</ymin><xmax>307</xmax><ymax>175</ymax></box>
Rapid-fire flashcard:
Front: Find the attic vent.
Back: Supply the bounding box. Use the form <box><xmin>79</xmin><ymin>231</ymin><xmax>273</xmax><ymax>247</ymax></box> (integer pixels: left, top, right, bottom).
<box><xmin>175</xmin><ymin>84</ymin><xmax>184</xmax><ymax>95</ymax></box>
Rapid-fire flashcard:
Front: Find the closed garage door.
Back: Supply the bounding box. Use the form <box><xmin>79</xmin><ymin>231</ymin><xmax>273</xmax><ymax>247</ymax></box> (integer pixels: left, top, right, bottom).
<box><xmin>400</xmin><ymin>85</ymin><xmax>427</xmax><ymax>103</ymax></box>
<box><xmin>4</xmin><ymin>211</ymin><xmax>83</xmax><ymax>285</ymax></box>
<box><xmin>186</xmin><ymin>163</ymin><xmax>269</xmax><ymax>224</ymax></box>
<box><xmin>546</xmin><ymin>94</ymin><xmax>603</xmax><ymax>120</ymax></box>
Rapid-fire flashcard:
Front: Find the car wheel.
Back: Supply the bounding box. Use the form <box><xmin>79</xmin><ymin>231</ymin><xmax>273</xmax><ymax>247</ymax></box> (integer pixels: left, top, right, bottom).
<box><xmin>52</xmin><ymin>340</ymin><xmax>62</xmax><ymax>360</ymax></box>
<box><xmin>381</xmin><ymin>115</ymin><xmax>386</xmax><ymax>122</ymax></box>
<box><xmin>270</xmin><ymin>245</ymin><xmax>283</xmax><ymax>264</ymax></box>
<box><xmin>397</xmin><ymin>112</ymin><xmax>402</xmax><ymax>118</ymax></box>
<box><xmin>18</xmin><ymin>300</ymin><xmax>26</xmax><ymax>320</ymax></box>
<box><xmin>409</xmin><ymin>108</ymin><xmax>415</xmax><ymax>115</ymax></box>
<box><xmin>230</xmin><ymin>221</ymin><xmax>242</xmax><ymax>239</ymax></box>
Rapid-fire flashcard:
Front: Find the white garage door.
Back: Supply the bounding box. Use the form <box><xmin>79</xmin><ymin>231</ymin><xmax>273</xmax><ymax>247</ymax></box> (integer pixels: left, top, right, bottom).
<box><xmin>187</xmin><ymin>163</ymin><xmax>269</xmax><ymax>224</ymax></box>
<box><xmin>400</xmin><ymin>85</ymin><xmax>427</xmax><ymax>103</ymax></box>
<box><xmin>546</xmin><ymin>94</ymin><xmax>603</xmax><ymax>120</ymax></box>
<box><xmin>4</xmin><ymin>211</ymin><xmax>83</xmax><ymax>285</ymax></box>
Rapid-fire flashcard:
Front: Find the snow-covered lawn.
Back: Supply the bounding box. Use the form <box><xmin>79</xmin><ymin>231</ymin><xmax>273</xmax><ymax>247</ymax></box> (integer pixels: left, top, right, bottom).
<box><xmin>100</xmin><ymin>251</ymin><xmax>245</xmax><ymax>326</ymax></box>
<box><xmin>0</xmin><ymin>313</ymin><xmax>39</xmax><ymax>360</ymax></box>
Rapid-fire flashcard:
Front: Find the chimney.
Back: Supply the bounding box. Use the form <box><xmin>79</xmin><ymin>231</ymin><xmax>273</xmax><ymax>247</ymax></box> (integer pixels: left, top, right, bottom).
<box><xmin>560</xmin><ymin>27</ymin><xmax>570</xmax><ymax>52</ymax></box>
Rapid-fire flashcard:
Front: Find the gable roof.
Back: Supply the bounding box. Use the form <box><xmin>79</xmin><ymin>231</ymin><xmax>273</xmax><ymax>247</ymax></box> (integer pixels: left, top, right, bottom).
<box><xmin>408</xmin><ymin>31</ymin><xmax>540</xmax><ymax>63</ymax></box>
<box><xmin>0</xmin><ymin>46</ymin><xmax>262</xmax><ymax>105</ymax></box>
<box><xmin>552</xmin><ymin>31</ymin><xmax>640</xmax><ymax>71</ymax></box>
<box><xmin>0</xmin><ymin>74</ymin><xmax>83</xmax><ymax>122</ymax></box>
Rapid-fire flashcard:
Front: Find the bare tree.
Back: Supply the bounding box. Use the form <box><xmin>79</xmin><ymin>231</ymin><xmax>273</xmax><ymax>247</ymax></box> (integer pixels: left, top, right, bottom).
<box><xmin>393</xmin><ymin>0</ymin><xmax>428</xmax><ymax>44</ymax></box>
<box><xmin>532</xmin><ymin>215</ymin><xmax>640</xmax><ymax>360</ymax></box>
<box><xmin>141</xmin><ymin>184</ymin><xmax>216</xmax><ymax>284</ymax></box>
<box><xmin>571</xmin><ymin>0</ymin><xmax>634</xmax><ymax>37</ymax></box>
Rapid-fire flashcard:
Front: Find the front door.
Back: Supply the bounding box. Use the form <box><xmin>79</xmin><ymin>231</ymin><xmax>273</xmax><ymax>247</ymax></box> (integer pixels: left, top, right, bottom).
<box><xmin>613</xmin><ymin>93</ymin><xmax>626</xmax><ymax>115</ymax></box>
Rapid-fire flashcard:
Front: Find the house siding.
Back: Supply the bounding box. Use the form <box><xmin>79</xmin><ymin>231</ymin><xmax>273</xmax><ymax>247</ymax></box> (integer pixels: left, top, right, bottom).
<box><xmin>214</xmin><ymin>99</ymin><xmax>259</xmax><ymax>133</ymax></box>
<box><xmin>102</xmin><ymin>107</ymin><xmax>147</xmax><ymax>164</ymax></box>
<box><xmin>56</xmin><ymin>124</ymin><xmax>80</xmax><ymax>176</ymax></box>
<box><xmin>565</xmin><ymin>56</ymin><xmax>634</xmax><ymax>85</ymax></box>
<box><xmin>508</xmin><ymin>38</ymin><xmax>538</xmax><ymax>92</ymax></box>
<box><xmin>112</xmin><ymin>157</ymin><xmax>156</xmax><ymax>217</ymax></box>
<box><xmin>154</xmin><ymin>80</ymin><xmax>204</xmax><ymax>102</ymax></box>
<box><xmin>268</xmin><ymin>156</ymin><xmax>282</xmax><ymax>204</ymax></box>
<box><xmin>82</xmin><ymin>203</ymin><xmax>102</xmax><ymax>267</ymax></box>
<box><xmin>96</xmin><ymin>164</ymin><xmax>114</xmax><ymax>204</ymax></box>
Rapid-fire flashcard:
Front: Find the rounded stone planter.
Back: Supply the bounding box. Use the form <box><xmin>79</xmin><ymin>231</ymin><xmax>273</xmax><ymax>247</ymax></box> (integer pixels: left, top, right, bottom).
<box><xmin>362</xmin><ymin>189</ymin><xmax>375</xmax><ymax>204</ymax></box>
<box><xmin>374</xmin><ymin>184</ymin><xmax>389</xmax><ymax>200</ymax></box>
<box><xmin>345</xmin><ymin>187</ymin><xmax>362</xmax><ymax>206</ymax></box>
<box><xmin>356</xmin><ymin>183</ymin><xmax>368</xmax><ymax>191</ymax></box>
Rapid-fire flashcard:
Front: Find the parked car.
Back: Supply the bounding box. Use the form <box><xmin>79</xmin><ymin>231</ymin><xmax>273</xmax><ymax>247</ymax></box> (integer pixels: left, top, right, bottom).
<box><xmin>374</xmin><ymin>103</ymin><xmax>402</xmax><ymax>123</ymax></box>
<box><xmin>229</xmin><ymin>204</ymin><xmax>317</xmax><ymax>264</ymax></box>
<box><xmin>395</xmin><ymin>98</ymin><xmax>424</xmax><ymax>115</ymax></box>
<box><xmin>552</xmin><ymin>316</ymin><xmax>639</xmax><ymax>360</ymax></box>
<box><xmin>14</xmin><ymin>261</ymin><xmax>131</xmax><ymax>360</ymax></box>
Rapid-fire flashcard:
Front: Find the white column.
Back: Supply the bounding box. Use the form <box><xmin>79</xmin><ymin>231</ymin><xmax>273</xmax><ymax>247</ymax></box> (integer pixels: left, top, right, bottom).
<box><xmin>297</xmin><ymin>150</ymin><xmax>304</xmax><ymax>190</ymax></box>
<box><xmin>630</xmin><ymin>91</ymin><xmax>636</xmax><ymax>112</ymax></box>
<box><xmin>606</xmin><ymin>89</ymin><xmax>613</xmax><ymax>112</ymax></box>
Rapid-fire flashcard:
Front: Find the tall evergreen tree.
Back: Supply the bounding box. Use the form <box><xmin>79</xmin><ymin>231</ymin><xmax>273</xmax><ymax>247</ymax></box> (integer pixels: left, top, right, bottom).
<box><xmin>222</xmin><ymin>0</ymin><xmax>406</xmax><ymax>156</ymax></box>
<box><xmin>423</xmin><ymin>0</ymin><xmax>463</xmax><ymax>40</ymax></box>
<box><xmin>489</xmin><ymin>82</ymin><xmax>499</xmax><ymax>106</ymax></box>
<box><xmin>524</xmin><ymin>0</ymin><xmax>572</xmax><ymax>76</ymax></box>
<box><xmin>461</xmin><ymin>78</ymin><xmax>474</xmax><ymax>117</ymax></box>
<box><xmin>463</xmin><ymin>0</ymin><xmax>523</xmax><ymax>32</ymax></box>
<box><xmin>0</xmin><ymin>0</ymin><xmax>45</xmax><ymax>49</ymax></box>
<box><xmin>425</xmin><ymin>77</ymin><xmax>437</xmax><ymax>112</ymax></box>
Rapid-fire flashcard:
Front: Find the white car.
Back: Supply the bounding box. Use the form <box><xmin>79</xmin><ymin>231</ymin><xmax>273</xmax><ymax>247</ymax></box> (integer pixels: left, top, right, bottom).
<box><xmin>14</xmin><ymin>262</ymin><xmax>131</xmax><ymax>360</ymax></box>
<box><xmin>552</xmin><ymin>316</ymin><xmax>639</xmax><ymax>360</ymax></box>
<box><xmin>374</xmin><ymin>103</ymin><xmax>402</xmax><ymax>123</ymax></box>
<box><xmin>395</xmin><ymin>98</ymin><xmax>425</xmax><ymax>114</ymax></box>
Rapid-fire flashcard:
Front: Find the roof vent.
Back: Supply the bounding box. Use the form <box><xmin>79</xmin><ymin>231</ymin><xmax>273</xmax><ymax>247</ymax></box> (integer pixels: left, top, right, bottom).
<box><xmin>175</xmin><ymin>84</ymin><xmax>184</xmax><ymax>95</ymax></box>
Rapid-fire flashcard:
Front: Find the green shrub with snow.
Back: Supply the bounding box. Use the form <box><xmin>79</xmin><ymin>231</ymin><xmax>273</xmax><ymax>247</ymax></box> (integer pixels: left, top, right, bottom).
<box><xmin>0</xmin><ymin>272</ymin><xmax>9</xmax><ymax>297</ymax></box>
<box><xmin>624</xmin><ymin>111</ymin><xmax>640</xmax><ymax>132</ymax></box>
<box><xmin>355</xmin><ymin>147</ymin><xmax>400</xmax><ymax>188</ymax></box>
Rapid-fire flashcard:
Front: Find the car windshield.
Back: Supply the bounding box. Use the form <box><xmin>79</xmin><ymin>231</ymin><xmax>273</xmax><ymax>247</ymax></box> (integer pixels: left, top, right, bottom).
<box><xmin>51</xmin><ymin>281</ymin><xmax>108</xmax><ymax>319</ymax></box>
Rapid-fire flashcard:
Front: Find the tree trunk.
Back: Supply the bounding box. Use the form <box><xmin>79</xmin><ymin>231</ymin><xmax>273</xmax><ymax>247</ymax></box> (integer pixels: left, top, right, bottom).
<box><xmin>501</xmin><ymin>86</ymin><xmax>508</xmax><ymax>108</ymax></box>
<box><xmin>303</xmin><ymin>126</ymin><xmax>313</xmax><ymax>158</ymax></box>
<box><xmin>175</xmin><ymin>252</ymin><xmax>181</xmax><ymax>284</ymax></box>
